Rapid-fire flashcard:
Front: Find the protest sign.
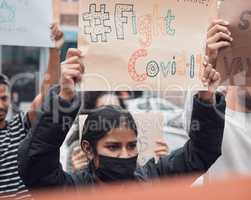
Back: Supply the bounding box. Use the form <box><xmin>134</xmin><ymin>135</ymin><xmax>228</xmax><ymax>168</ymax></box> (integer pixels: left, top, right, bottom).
<box><xmin>79</xmin><ymin>115</ymin><xmax>88</xmax><ymax>143</ymax></box>
<box><xmin>0</xmin><ymin>0</ymin><xmax>54</xmax><ymax>47</ymax></box>
<box><xmin>216</xmin><ymin>0</ymin><xmax>251</xmax><ymax>86</ymax></box>
<box><xmin>133</xmin><ymin>112</ymin><xmax>164</xmax><ymax>166</ymax></box>
<box><xmin>78</xmin><ymin>0</ymin><xmax>216</xmax><ymax>91</ymax></box>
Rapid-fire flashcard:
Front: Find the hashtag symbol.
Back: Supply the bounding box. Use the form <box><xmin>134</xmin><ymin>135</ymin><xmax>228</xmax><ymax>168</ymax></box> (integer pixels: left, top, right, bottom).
<box><xmin>82</xmin><ymin>4</ymin><xmax>112</xmax><ymax>43</ymax></box>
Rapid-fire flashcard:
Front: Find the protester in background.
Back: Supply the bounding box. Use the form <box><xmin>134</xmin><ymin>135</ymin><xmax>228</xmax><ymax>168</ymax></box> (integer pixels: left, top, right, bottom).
<box><xmin>205</xmin><ymin>19</ymin><xmax>251</xmax><ymax>180</ymax></box>
<box><xmin>207</xmin><ymin>86</ymin><xmax>251</xmax><ymax>180</ymax></box>
<box><xmin>0</xmin><ymin>24</ymin><xmax>64</xmax><ymax>199</ymax></box>
<box><xmin>18</xmin><ymin>47</ymin><xmax>225</xmax><ymax>189</ymax></box>
<box><xmin>28</xmin><ymin>24</ymin><xmax>64</xmax><ymax>121</ymax></box>
<box><xmin>186</xmin><ymin>19</ymin><xmax>251</xmax><ymax>185</ymax></box>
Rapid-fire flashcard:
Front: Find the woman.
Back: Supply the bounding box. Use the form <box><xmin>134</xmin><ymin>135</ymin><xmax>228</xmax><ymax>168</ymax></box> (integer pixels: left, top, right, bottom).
<box><xmin>67</xmin><ymin>92</ymin><xmax>168</xmax><ymax>173</ymax></box>
<box><xmin>18</xmin><ymin>47</ymin><xmax>225</xmax><ymax>188</ymax></box>
<box><xmin>65</xmin><ymin>91</ymin><xmax>126</xmax><ymax>173</ymax></box>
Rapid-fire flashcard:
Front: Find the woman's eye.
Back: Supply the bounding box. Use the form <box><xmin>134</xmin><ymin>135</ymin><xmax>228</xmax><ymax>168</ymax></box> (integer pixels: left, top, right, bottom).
<box><xmin>127</xmin><ymin>143</ymin><xmax>137</xmax><ymax>150</ymax></box>
<box><xmin>106</xmin><ymin>145</ymin><xmax>120</xmax><ymax>151</ymax></box>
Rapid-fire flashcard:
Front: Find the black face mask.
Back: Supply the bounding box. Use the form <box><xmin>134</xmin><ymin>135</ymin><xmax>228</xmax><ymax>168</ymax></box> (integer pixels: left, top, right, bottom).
<box><xmin>95</xmin><ymin>155</ymin><xmax>138</xmax><ymax>183</ymax></box>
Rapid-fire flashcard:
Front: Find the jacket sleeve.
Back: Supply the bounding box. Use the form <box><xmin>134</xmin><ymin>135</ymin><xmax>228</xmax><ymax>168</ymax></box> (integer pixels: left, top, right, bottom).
<box><xmin>18</xmin><ymin>86</ymin><xmax>81</xmax><ymax>189</ymax></box>
<box><xmin>143</xmin><ymin>93</ymin><xmax>226</xmax><ymax>179</ymax></box>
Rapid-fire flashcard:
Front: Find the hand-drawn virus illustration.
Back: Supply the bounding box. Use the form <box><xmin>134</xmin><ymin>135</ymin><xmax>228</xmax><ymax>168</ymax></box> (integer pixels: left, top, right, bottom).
<box><xmin>146</xmin><ymin>60</ymin><xmax>160</xmax><ymax>77</ymax></box>
<box><xmin>82</xmin><ymin>4</ymin><xmax>112</xmax><ymax>43</ymax></box>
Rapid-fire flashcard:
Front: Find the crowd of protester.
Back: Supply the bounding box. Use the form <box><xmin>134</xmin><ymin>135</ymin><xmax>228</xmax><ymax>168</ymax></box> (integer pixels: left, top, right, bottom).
<box><xmin>0</xmin><ymin>15</ymin><xmax>250</xmax><ymax>200</ymax></box>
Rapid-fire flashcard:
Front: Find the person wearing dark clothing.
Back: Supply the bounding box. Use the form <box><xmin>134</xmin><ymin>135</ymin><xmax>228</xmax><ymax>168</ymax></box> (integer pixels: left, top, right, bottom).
<box><xmin>18</xmin><ymin>48</ymin><xmax>226</xmax><ymax>190</ymax></box>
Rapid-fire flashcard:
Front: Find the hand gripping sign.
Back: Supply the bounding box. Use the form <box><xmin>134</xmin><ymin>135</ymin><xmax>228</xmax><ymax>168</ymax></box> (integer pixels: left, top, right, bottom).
<box><xmin>216</xmin><ymin>0</ymin><xmax>251</xmax><ymax>86</ymax></box>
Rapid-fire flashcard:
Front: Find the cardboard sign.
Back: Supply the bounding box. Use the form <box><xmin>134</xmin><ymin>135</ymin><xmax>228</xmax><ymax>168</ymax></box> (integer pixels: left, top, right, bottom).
<box><xmin>0</xmin><ymin>0</ymin><xmax>54</xmax><ymax>47</ymax></box>
<box><xmin>133</xmin><ymin>112</ymin><xmax>164</xmax><ymax>166</ymax></box>
<box><xmin>79</xmin><ymin>114</ymin><xmax>88</xmax><ymax>143</ymax></box>
<box><xmin>216</xmin><ymin>0</ymin><xmax>251</xmax><ymax>86</ymax></box>
<box><xmin>78</xmin><ymin>0</ymin><xmax>216</xmax><ymax>91</ymax></box>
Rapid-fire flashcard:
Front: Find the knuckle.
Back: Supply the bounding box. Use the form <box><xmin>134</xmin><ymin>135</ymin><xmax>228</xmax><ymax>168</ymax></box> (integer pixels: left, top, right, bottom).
<box><xmin>215</xmin><ymin>24</ymin><xmax>220</xmax><ymax>30</ymax></box>
<box><xmin>216</xmin><ymin>32</ymin><xmax>221</xmax><ymax>38</ymax></box>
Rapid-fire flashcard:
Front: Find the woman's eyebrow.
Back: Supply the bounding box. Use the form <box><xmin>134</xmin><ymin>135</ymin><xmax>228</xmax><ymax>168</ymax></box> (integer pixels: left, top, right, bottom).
<box><xmin>104</xmin><ymin>141</ymin><xmax>121</xmax><ymax>144</ymax></box>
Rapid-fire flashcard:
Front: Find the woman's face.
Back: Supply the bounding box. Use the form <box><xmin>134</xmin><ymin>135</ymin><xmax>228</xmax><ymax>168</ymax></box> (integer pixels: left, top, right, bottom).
<box><xmin>95</xmin><ymin>128</ymin><xmax>138</xmax><ymax>159</ymax></box>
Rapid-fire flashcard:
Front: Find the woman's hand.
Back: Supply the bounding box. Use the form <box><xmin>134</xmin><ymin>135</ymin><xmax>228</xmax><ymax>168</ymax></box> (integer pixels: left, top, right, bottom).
<box><xmin>199</xmin><ymin>56</ymin><xmax>221</xmax><ymax>103</ymax></box>
<box><xmin>59</xmin><ymin>48</ymin><xmax>85</xmax><ymax>101</ymax></box>
<box><xmin>154</xmin><ymin>140</ymin><xmax>169</xmax><ymax>159</ymax></box>
<box><xmin>206</xmin><ymin>19</ymin><xmax>233</xmax><ymax>66</ymax></box>
<box><xmin>71</xmin><ymin>146</ymin><xmax>88</xmax><ymax>172</ymax></box>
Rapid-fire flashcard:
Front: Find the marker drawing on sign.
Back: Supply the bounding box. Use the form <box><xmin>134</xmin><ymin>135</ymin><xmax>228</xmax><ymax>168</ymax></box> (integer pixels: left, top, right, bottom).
<box><xmin>128</xmin><ymin>49</ymin><xmax>148</xmax><ymax>82</ymax></box>
<box><xmin>165</xmin><ymin>9</ymin><xmax>175</xmax><ymax>36</ymax></box>
<box><xmin>82</xmin><ymin>4</ymin><xmax>112</xmax><ymax>42</ymax></box>
<box><xmin>239</xmin><ymin>10</ymin><xmax>251</xmax><ymax>30</ymax></box>
<box><xmin>114</xmin><ymin>4</ymin><xmax>134</xmax><ymax>40</ymax></box>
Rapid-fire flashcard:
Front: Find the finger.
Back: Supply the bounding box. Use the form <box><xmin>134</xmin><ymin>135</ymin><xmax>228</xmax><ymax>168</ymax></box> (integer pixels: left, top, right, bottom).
<box><xmin>207</xmin><ymin>41</ymin><xmax>231</xmax><ymax>51</ymax></box>
<box><xmin>208</xmin><ymin>69</ymin><xmax>216</xmax><ymax>81</ymax></box>
<box><xmin>62</xmin><ymin>64</ymin><xmax>83</xmax><ymax>73</ymax></box>
<box><xmin>66</xmin><ymin>48</ymin><xmax>82</xmax><ymax>59</ymax></box>
<box><xmin>155</xmin><ymin>151</ymin><xmax>168</xmax><ymax>157</ymax></box>
<box><xmin>50</xmin><ymin>26</ymin><xmax>59</xmax><ymax>39</ymax></box>
<box><xmin>72</xmin><ymin>152</ymin><xmax>86</xmax><ymax>161</ymax></box>
<box><xmin>63</xmin><ymin>56</ymin><xmax>81</xmax><ymax>65</ymax></box>
<box><xmin>203</xmin><ymin>56</ymin><xmax>209</xmax><ymax>66</ymax></box>
<box><xmin>155</xmin><ymin>151</ymin><xmax>168</xmax><ymax>156</ymax></box>
<box><xmin>73</xmin><ymin>146</ymin><xmax>82</xmax><ymax>152</ymax></box>
<box><xmin>80</xmin><ymin>63</ymin><xmax>85</xmax><ymax>75</ymax></box>
<box><xmin>212</xmin><ymin>72</ymin><xmax>221</xmax><ymax>82</ymax></box>
<box><xmin>154</xmin><ymin>147</ymin><xmax>169</xmax><ymax>153</ymax></box>
<box><xmin>51</xmin><ymin>26</ymin><xmax>57</xmax><ymax>34</ymax></box>
<box><xmin>50</xmin><ymin>23</ymin><xmax>56</xmax><ymax>30</ymax></box>
<box><xmin>207</xmin><ymin>24</ymin><xmax>231</xmax><ymax>38</ymax></box>
<box><xmin>55</xmin><ymin>29</ymin><xmax>63</xmax><ymax>39</ymax></box>
<box><xmin>65</xmin><ymin>69</ymin><xmax>83</xmax><ymax>81</ymax></box>
<box><xmin>72</xmin><ymin>158</ymin><xmax>87</xmax><ymax>166</ymax></box>
<box><xmin>203</xmin><ymin>63</ymin><xmax>213</xmax><ymax>80</ymax></box>
<box><xmin>156</xmin><ymin>152</ymin><xmax>168</xmax><ymax>157</ymax></box>
<box><xmin>72</xmin><ymin>152</ymin><xmax>85</xmax><ymax>160</ymax></box>
<box><xmin>208</xmin><ymin>19</ymin><xmax>230</xmax><ymax>31</ymax></box>
<box><xmin>207</xmin><ymin>32</ymin><xmax>233</xmax><ymax>44</ymax></box>
<box><xmin>156</xmin><ymin>141</ymin><xmax>168</xmax><ymax>147</ymax></box>
<box><xmin>56</xmin><ymin>32</ymin><xmax>64</xmax><ymax>41</ymax></box>
<box><xmin>72</xmin><ymin>150</ymin><xmax>82</xmax><ymax>157</ymax></box>
<box><xmin>71</xmin><ymin>64</ymin><xmax>84</xmax><ymax>74</ymax></box>
<box><xmin>63</xmin><ymin>69</ymin><xmax>82</xmax><ymax>80</ymax></box>
<box><xmin>73</xmin><ymin>163</ymin><xmax>85</xmax><ymax>170</ymax></box>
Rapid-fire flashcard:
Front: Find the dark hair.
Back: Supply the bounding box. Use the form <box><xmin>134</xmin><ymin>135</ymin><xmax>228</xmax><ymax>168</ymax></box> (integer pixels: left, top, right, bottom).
<box><xmin>81</xmin><ymin>105</ymin><xmax>138</xmax><ymax>152</ymax></box>
<box><xmin>66</xmin><ymin>92</ymin><xmax>126</xmax><ymax>146</ymax></box>
<box><xmin>0</xmin><ymin>74</ymin><xmax>9</xmax><ymax>87</ymax></box>
<box><xmin>82</xmin><ymin>91</ymin><xmax>126</xmax><ymax>112</ymax></box>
